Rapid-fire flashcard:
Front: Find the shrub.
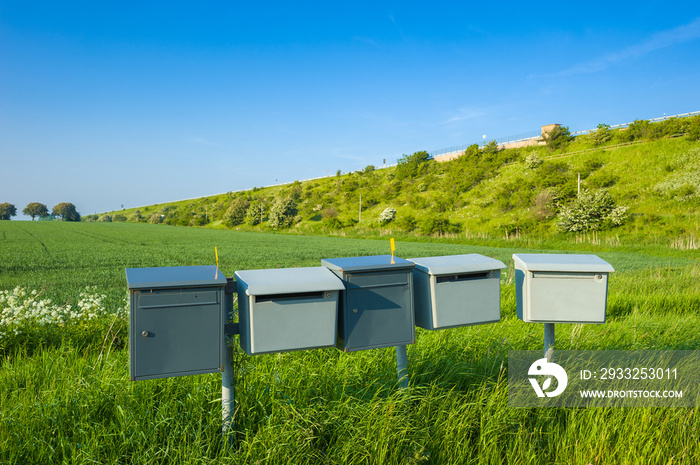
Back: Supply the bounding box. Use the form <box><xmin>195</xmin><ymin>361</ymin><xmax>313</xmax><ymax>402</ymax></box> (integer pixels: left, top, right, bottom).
<box><xmin>379</xmin><ymin>207</ymin><xmax>397</xmax><ymax>224</ymax></box>
<box><xmin>395</xmin><ymin>215</ymin><xmax>416</xmax><ymax>231</ymax></box>
<box><xmin>268</xmin><ymin>196</ymin><xmax>298</xmax><ymax>229</ymax></box>
<box><xmin>418</xmin><ymin>217</ymin><xmax>458</xmax><ymax>236</ymax></box>
<box><xmin>245</xmin><ymin>201</ymin><xmax>264</xmax><ymax>226</ymax></box>
<box><xmin>224</xmin><ymin>197</ymin><xmax>250</xmax><ymax>227</ymax></box>
<box><xmin>395</xmin><ymin>151</ymin><xmax>432</xmax><ymax>180</ymax></box>
<box><xmin>323</xmin><ymin>217</ymin><xmax>343</xmax><ymax>230</ymax></box>
<box><xmin>543</xmin><ymin>125</ymin><xmax>574</xmax><ymax>151</ymax></box>
<box><xmin>524</xmin><ymin>153</ymin><xmax>543</xmax><ymax>169</ymax></box>
<box><xmin>686</xmin><ymin>115</ymin><xmax>700</xmax><ymax>141</ymax></box>
<box><xmin>589</xmin><ymin>124</ymin><xmax>613</xmax><ymax>146</ymax></box>
<box><xmin>482</xmin><ymin>140</ymin><xmax>500</xmax><ymax>155</ymax></box>
<box><xmin>556</xmin><ymin>189</ymin><xmax>628</xmax><ymax>232</ymax></box>
<box><xmin>113</xmin><ymin>214</ymin><xmax>127</xmax><ymax>222</ymax></box>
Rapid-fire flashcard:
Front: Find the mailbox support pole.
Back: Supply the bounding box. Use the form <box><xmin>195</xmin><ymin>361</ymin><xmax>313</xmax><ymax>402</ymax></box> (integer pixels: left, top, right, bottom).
<box><xmin>544</xmin><ymin>323</ymin><xmax>555</xmax><ymax>359</ymax></box>
<box><xmin>396</xmin><ymin>344</ymin><xmax>409</xmax><ymax>389</ymax></box>
<box><xmin>222</xmin><ymin>278</ymin><xmax>239</xmax><ymax>445</ymax></box>
<box><xmin>222</xmin><ymin>341</ymin><xmax>235</xmax><ymax>440</ymax></box>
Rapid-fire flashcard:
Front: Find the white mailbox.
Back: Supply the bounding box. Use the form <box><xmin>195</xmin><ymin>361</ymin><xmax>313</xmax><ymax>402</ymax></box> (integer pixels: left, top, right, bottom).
<box><xmin>513</xmin><ymin>253</ymin><xmax>614</xmax><ymax>324</ymax></box>
<box><xmin>235</xmin><ymin>266</ymin><xmax>345</xmax><ymax>355</ymax></box>
<box><xmin>408</xmin><ymin>254</ymin><xmax>506</xmax><ymax>330</ymax></box>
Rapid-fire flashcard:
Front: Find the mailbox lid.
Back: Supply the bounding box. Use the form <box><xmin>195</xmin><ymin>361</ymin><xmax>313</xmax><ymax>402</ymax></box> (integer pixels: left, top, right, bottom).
<box><xmin>322</xmin><ymin>255</ymin><xmax>414</xmax><ymax>274</ymax></box>
<box><xmin>235</xmin><ymin>266</ymin><xmax>345</xmax><ymax>296</ymax></box>
<box><xmin>126</xmin><ymin>265</ymin><xmax>227</xmax><ymax>290</ymax></box>
<box><xmin>513</xmin><ymin>253</ymin><xmax>614</xmax><ymax>273</ymax></box>
<box><xmin>408</xmin><ymin>254</ymin><xmax>506</xmax><ymax>276</ymax></box>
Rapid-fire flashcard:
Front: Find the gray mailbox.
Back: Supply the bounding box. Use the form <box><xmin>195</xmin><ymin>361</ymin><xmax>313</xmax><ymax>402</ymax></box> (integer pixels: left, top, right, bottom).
<box><xmin>322</xmin><ymin>255</ymin><xmax>415</xmax><ymax>352</ymax></box>
<box><xmin>513</xmin><ymin>253</ymin><xmax>614</xmax><ymax>324</ymax></box>
<box><xmin>126</xmin><ymin>265</ymin><xmax>227</xmax><ymax>381</ymax></box>
<box><xmin>408</xmin><ymin>254</ymin><xmax>506</xmax><ymax>330</ymax></box>
<box><xmin>235</xmin><ymin>266</ymin><xmax>345</xmax><ymax>355</ymax></box>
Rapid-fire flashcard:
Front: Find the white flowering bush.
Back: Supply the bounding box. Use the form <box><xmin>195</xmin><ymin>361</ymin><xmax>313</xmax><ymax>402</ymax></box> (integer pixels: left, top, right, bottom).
<box><xmin>0</xmin><ymin>286</ymin><xmax>127</xmax><ymax>354</ymax></box>
<box><xmin>379</xmin><ymin>207</ymin><xmax>397</xmax><ymax>224</ymax></box>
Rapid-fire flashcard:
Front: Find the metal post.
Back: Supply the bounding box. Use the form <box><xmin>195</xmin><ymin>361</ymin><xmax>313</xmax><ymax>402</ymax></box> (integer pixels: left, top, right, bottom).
<box><xmin>544</xmin><ymin>323</ymin><xmax>555</xmax><ymax>360</ymax></box>
<box><xmin>222</xmin><ymin>278</ymin><xmax>238</xmax><ymax>445</ymax></box>
<box><xmin>396</xmin><ymin>344</ymin><xmax>408</xmax><ymax>389</ymax></box>
<box><xmin>222</xmin><ymin>342</ymin><xmax>234</xmax><ymax>441</ymax></box>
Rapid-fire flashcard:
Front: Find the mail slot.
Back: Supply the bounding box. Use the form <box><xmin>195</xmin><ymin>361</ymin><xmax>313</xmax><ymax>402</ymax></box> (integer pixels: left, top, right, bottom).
<box><xmin>235</xmin><ymin>266</ymin><xmax>345</xmax><ymax>355</ymax></box>
<box><xmin>125</xmin><ymin>265</ymin><xmax>227</xmax><ymax>381</ymax></box>
<box><xmin>513</xmin><ymin>253</ymin><xmax>615</xmax><ymax>323</ymax></box>
<box><xmin>409</xmin><ymin>254</ymin><xmax>506</xmax><ymax>330</ymax></box>
<box><xmin>322</xmin><ymin>255</ymin><xmax>415</xmax><ymax>352</ymax></box>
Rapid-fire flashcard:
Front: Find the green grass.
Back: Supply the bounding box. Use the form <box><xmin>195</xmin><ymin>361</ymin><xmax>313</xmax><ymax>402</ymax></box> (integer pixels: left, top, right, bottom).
<box><xmin>1</xmin><ymin>221</ymin><xmax>699</xmax><ymax>464</ymax></box>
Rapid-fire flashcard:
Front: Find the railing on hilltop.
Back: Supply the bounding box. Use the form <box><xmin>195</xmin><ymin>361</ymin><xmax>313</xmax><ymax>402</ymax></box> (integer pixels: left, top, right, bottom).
<box><xmin>428</xmin><ymin>110</ymin><xmax>699</xmax><ymax>158</ymax></box>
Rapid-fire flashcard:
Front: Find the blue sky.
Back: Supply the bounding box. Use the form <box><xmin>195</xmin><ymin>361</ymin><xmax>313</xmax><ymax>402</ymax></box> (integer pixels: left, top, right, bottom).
<box><xmin>2</xmin><ymin>2</ymin><xmax>700</xmax><ymax>219</ymax></box>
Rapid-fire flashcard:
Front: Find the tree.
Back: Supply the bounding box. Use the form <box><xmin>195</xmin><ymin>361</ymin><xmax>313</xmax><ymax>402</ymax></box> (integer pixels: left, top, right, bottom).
<box><xmin>590</xmin><ymin>124</ymin><xmax>612</xmax><ymax>146</ymax></box>
<box><xmin>543</xmin><ymin>125</ymin><xmax>574</xmax><ymax>151</ymax></box>
<box><xmin>23</xmin><ymin>202</ymin><xmax>49</xmax><ymax>220</ymax></box>
<box><xmin>245</xmin><ymin>200</ymin><xmax>264</xmax><ymax>226</ymax></box>
<box><xmin>268</xmin><ymin>196</ymin><xmax>298</xmax><ymax>229</ymax></box>
<box><xmin>52</xmin><ymin>202</ymin><xmax>81</xmax><ymax>222</ymax></box>
<box><xmin>395</xmin><ymin>151</ymin><xmax>432</xmax><ymax>180</ymax></box>
<box><xmin>0</xmin><ymin>203</ymin><xmax>17</xmax><ymax>220</ymax></box>
<box><xmin>223</xmin><ymin>197</ymin><xmax>250</xmax><ymax>227</ymax></box>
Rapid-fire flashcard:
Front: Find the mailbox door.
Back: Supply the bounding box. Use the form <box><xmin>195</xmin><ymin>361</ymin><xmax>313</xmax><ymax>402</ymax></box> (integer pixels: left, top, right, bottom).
<box><xmin>246</xmin><ymin>291</ymin><xmax>339</xmax><ymax>354</ymax></box>
<box><xmin>343</xmin><ymin>270</ymin><xmax>415</xmax><ymax>351</ymax></box>
<box><xmin>432</xmin><ymin>271</ymin><xmax>501</xmax><ymax>328</ymax></box>
<box><xmin>131</xmin><ymin>288</ymin><xmax>222</xmax><ymax>380</ymax></box>
<box><xmin>527</xmin><ymin>272</ymin><xmax>608</xmax><ymax>323</ymax></box>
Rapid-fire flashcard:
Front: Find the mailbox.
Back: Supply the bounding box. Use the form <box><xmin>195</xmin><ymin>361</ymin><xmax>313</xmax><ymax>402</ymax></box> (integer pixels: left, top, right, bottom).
<box><xmin>513</xmin><ymin>253</ymin><xmax>614</xmax><ymax>324</ymax></box>
<box><xmin>408</xmin><ymin>254</ymin><xmax>506</xmax><ymax>330</ymax></box>
<box><xmin>235</xmin><ymin>266</ymin><xmax>345</xmax><ymax>355</ymax></box>
<box><xmin>126</xmin><ymin>265</ymin><xmax>227</xmax><ymax>381</ymax></box>
<box><xmin>322</xmin><ymin>255</ymin><xmax>415</xmax><ymax>352</ymax></box>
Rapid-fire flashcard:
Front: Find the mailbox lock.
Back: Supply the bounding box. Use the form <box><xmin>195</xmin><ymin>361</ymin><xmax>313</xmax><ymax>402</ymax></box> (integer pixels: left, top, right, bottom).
<box><xmin>142</xmin><ymin>330</ymin><xmax>151</xmax><ymax>337</ymax></box>
<box><xmin>326</xmin><ymin>292</ymin><xmax>332</xmax><ymax>298</ymax></box>
<box><xmin>353</xmin><ymin>308</ymin><xmax>358</xmax><ymax>313</ymax></box>
<box><xmin>595</xmin><ymin>274</ymin><xmax>602</xmax><ymax>280</ymax></box>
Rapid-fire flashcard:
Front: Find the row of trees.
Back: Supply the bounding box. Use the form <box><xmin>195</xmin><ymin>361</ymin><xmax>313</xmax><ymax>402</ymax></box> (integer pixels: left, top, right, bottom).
<box><xmin>0</xmin><ymin>202</ymin><xmax>80</xmax><ymax>221</ymax></box>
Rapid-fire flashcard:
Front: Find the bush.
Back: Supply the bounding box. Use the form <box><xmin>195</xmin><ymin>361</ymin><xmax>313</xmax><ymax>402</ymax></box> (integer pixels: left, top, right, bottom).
<box><xmin>224</xmin><ymin>197</ymin><xmax>250</xmax><ymax>227</ymax></box>
<box><xmin>379</xmin><ymin>207</ymin><xmax>396</xmax><ymax>224</ymax></box>
<box><xmin>395</xmin><ymin>215</ymin><xmax>416</xmax><ymax>232</ymax></box>
<box><xmin>395</xmin><ymin>151</ymin><xmax>432</xmax><ymax>180</ymax></box>
<box><xmin>268</xmin><ymin>196</ymin><xmax>298</xmax><ymax>229</ymax></box>
<box><xmin>113</xmin><ymin>214</ymin><xmax>127</xmax><ymax>222</ymax></box>
<box><xmin>246</xmin><ymin>201</ymin><xmax>264</xmax><ymax>226</ymax></box>
<box><xmin>418</xmin><ymin>217</ymin><xmax>458</xmax><ymax>236</ymax></box>
<box><xmin>556</xmin><ymin>189</ymin><xmax>628</xmax><ymax>232</ymax></box>
<box><xmin>524</xmin><ymin>153</ymin><xmax>543</xmax><ymax>169</ymax></box>
<box><xmin>589</xmin><ymin>124</ymin><xmax>612</xmax><ymax>146</ymax></box>
<box><xmin>543</xmin><ymin>125</ymin><xmax>574</xmax><ymax>151</ymax></box>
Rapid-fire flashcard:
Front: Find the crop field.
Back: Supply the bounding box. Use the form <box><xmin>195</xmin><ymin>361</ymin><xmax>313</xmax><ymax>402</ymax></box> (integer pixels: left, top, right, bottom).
<box><xmin>1</xmin><ymin>221</ymin><xmax>699</xmax><ymax>464</ymax></box>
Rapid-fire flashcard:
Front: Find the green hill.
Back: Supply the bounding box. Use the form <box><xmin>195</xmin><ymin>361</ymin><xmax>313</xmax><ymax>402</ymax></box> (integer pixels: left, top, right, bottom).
<box><xmin>98</xmin><ymin>117</ymin><xmax>700</xmax><ymax>247</ymax></box>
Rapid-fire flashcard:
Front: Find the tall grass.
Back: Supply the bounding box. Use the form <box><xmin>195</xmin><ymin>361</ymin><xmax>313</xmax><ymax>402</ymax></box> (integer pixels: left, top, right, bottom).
<box><xmin>1</xmin><ymin>222</ymin><xmax>699</xmax><ymax>463</ymax></box>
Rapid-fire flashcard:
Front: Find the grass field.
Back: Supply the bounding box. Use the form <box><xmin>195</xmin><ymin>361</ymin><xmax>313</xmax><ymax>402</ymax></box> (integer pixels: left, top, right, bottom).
<box><xmin>1</xmin><ymin>221</ymin><xmax>699</xmax><ymax>464</ymax></box>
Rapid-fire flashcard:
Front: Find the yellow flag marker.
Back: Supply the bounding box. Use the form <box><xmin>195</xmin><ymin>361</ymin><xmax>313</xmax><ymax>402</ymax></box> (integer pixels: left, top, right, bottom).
<box><xmin>215</xmin><ymin>247</ymin><xmax>219</xmax><ymax>268</ymax></box>
<box><xmin>390</xmin><ymin>238</ymin><xmax>395</xmax><ymax>264</ymax></box>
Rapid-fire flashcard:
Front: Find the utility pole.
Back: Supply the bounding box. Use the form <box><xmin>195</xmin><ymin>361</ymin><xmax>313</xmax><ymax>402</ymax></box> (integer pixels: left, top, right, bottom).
<box><xmin>578</xmin><ymin>173</ymin><xmax>581</xmax><ymax>197</ymax></box>
<box><xmin>359</xmin><ymin>193</ymin><xmax>362</xmax><ymax>222</ymax></box>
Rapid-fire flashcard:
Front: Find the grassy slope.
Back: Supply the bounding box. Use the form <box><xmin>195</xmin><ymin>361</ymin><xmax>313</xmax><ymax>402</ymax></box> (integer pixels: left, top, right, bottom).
<box><xmin>101</xmin><ymin>135</ymin><xmax>700</xmax><ymax>246</ymax></box>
